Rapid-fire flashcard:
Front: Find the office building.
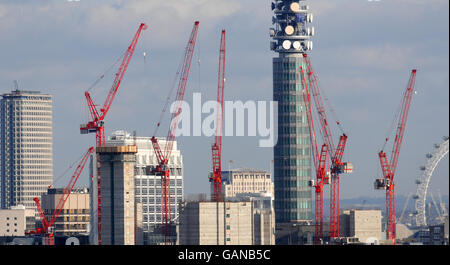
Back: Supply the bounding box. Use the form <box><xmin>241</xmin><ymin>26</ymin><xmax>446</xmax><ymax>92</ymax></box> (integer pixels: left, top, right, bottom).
<box><xmin>270</xmin><ymin>1</ymin><xmax>314</xmax><ymax>227</ymax></box>
<box><xmin>1</xmin><ymin>90</ymin><xmax>53</xmax><ymax>210</ymax></box>
<box><xmin>0</xmin><ymin>204</ymin><xmax>35</xmax><ymax>236</ymax></box>
<box><xmin>97</xmin><ymin>145</ymin><xmax>142</xmax><ymax>245</ymax></box>
<box><xmin>339</xmin><ymin>209</ymin><xmax>382</xmax><ymax>244</ymax></box>
<box><xmin>179</xmin><ymin>196</ymin><xmax>275</xmax><ymax>245</ymax></box>
<box><xmin>219</xmin><ymin>168</ymin><xmax>273</xmax><ymax>199</ymax></box>
<box><xmin>105</xmin><ymin>130</ymin><xmax>183</xmax><ymax>244</ymax></box>
<box><xmin>234</xmin><ymin>193</ymin><xmax>276</xmax><ymax>245</ymax></box>
<box><xmin>179</xmin><ymin>201</ymin><xmax>253</xmax><ymax>245</ymax></box>
<box><xmin>40</xmin><ymin>187</ymin><xmax>90</xmax><ymax>236</ymax></box>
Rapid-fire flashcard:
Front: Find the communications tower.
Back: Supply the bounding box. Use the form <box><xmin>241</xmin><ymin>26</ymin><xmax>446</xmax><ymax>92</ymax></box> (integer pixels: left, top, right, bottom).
<box><xmin>270</xmin><ymin>0</ymin><xmax>315</xmax><ymax>239</ymax></box>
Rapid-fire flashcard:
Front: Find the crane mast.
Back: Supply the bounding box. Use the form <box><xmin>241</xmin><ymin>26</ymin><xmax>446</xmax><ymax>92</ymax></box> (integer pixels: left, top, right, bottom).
<box><xmin>80</xmin><ymin>23</ymin><xmax>147</xmax><ymax>244</ymax></box>
<box><xmin>303</xmin><ymin>54</ymin><xmax>351</xmax><ymax>240</ymax></box>
<box><xmin>151</xmin><ymin>21</ymin><xmax>199</xmax><ymax>243</ymax></box>
<box><xmin>210</xmin><ymin>30</ymin><xmax>226</xmax><ymax>202</ymax></box>
<box><xmin>375</xmin><ymin>69</ymin><xmax>417</xmax><ymax>244</ymax></box>
<box><xmin>33</xmin><ymin>147</ymin><xmax>94</xmax><ymax>245</ymax></box>
<box><xmin>299</xmin><ymin>66</ymin><xmax>329</xmax><ymax>245</ymax></box>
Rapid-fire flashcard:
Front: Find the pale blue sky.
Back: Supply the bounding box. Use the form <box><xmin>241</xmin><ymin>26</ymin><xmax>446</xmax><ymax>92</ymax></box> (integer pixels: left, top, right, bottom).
<box><xmin>0</xmin><ymin>0</ymin><xmax>448</xmax><ymax>199</ymax></box>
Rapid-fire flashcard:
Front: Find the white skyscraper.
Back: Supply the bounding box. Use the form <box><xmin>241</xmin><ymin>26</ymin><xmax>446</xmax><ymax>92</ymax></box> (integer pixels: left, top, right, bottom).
<box><xmin>1</xmin><ymin>90</ymin><xmax>53</xmax><ymax>211</ymax></box>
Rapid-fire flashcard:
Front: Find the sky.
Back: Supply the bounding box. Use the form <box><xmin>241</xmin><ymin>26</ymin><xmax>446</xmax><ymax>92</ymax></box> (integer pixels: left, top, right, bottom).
<box><xmin>0</xmin><ymin>0</ymin><xmax>448</xmax><ymax>199</ymax></box>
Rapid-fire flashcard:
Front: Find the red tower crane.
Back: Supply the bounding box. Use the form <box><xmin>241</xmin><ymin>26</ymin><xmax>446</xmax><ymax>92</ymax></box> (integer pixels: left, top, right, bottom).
<box><xmin>80</xmin><ymin>23</ymin><xmax>147</xmax><ymax>244</ymax></box>
<box><xmin>32</xmin><ymin>147</ymin><xmax>94</xmax><ymax>245</ymax></box>
<box><xmin>303</xmin><ymin>54</ymin><xmax>352</xmax><ymax>240</ymax></box>
<box><xmin>375</xmin><ymin>69</ymin><xmax>417</xmax><ymax>244</ymax></box>
<box><xmin>299</xmin><ymin>66</ymin><xmax>329</xmax><ymax>245</ymax></box>
<box><xmin>209</xmin><ymin>30</ymin><xmax>226</xmax><ymax>202</ymax></box>
<box><xmin>151</xmin><ymin>21</ymin><xmax>199</xmax><ymax>243</ymax></box>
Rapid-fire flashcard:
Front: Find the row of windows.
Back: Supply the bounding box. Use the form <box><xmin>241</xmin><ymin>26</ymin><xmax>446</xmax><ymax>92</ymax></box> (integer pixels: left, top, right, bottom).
<box><xmin>6</xmin><ymin>164</ymin><xmax>52</xmax><ymax>169</ymax></box>
<box><xmin>275</xmin><ymin>146</ymin><xmax>311</xmax><ymax>156</ymax></box>
<box><xmin>274</xmin><ymin>168</ymin><xmax>311</xmax><ymax>177</ymax></box>
<box><xmin>136</xmin><ymin>196</ymin><xmax>182</xmax><ymax>204</ymax></box>
<box><xmin>13</xmin><ymin>185</ymin><xmax>51</xmax><ymax>191</ymax></box>
<box><xmin>275</xmin><ymin>200</ymin><xmax>312</xmax><ymax>210</ymax></box>
<box><xmin>231</xmin><ymin>174</ymin><xmax>271</xmax><ymax>180</ymax></box>
<box><xmin>279</xmin><ymin>104</ymin><xmax>310</xmax><ymax>116</ymax></box>
<box><xmin>12</xmin><ymin>154</ymin><xmax>52</xmax><ymax>159</ymax></box>
<box><xmin>8</xmin><ymin>160</ymin><xmax>53</xmax><ymax>165</ymax></box>
<box><xmin>9</xmin><ymin>127</ymin><xmax>52</xmax><ymax>132</ymax></box>
<box><xmin>4</xmin><ymin>122</ymin><xmax>52</xmax><ymax>127</ymax></box>
<box><xmin>136</xmin><ymin>179</ymin><xmax>183</xmax><ymax>186</ymax></box>
<box><xmin>13</xmin><ymin>106</ymin><xmax>52</xmax><ymax>111</ymax></box>
<box><xmin>278</xmin><ymin>136</ymin><xmax>311</xmax><ymax>146</ymax></box>
<box><xmin>228</xmin><ymin>181</ymin><xmax>271</xmax><ymax>188</ymax></box>
<box><xmin>3</xmin><ymin>147</ymin><xmax>52</xmax><ymax>153</ymax></box>
<box><xmin>54</xmin><ymin>224</ymin><xmax>87</xmax><ymax>230</ymax></box>
<box><xmin>275</xmin><ymin>93</ymin><xmax>305</xmax><ymax>103</ymax></box>
<box><xmin>3</xmin><ymin>229</ymin><xmax>18</xmax><ymax>233</ymax></box>
<box><xmin>135</xmin><ymin>188</ymin><xmax>183</xmax><ymax>195</ymax></box>
<box><xmin>279</xmin><ymin>126</ymin><xmax>309</xmax><ymax>135</ymax></box>
<box><xmin>143</xmin><ymin>214</ymin><xmax>177</xmax><ymax>223</ymax></box>
<box><xmin>10</xmin><ymin>138</ymin><xmax>51</xmax><ymax>143</ymax></box>
<box><xmin>278</xmin><ymin>114</ymin><xmax>308</xmax><ymax>125</ymax></box>
<box><xmin>2</xmin><ymin>117</ymin><xmax>51</xmax><ymax>122</ymax></box>
<box><xmin>6</xmin><ymin>111</ymin><xmax>51</xmax><ymax>116</ymax></box>
<box><xmin>136</xmin><ymin>155</ymin><xmax>182</xmax><ymax>166</ymax></box>
<box><xmin>4</xmin><ymin>134</ymin><xmax>52</xmax><ymax>139</ymax></box>
<box><xmin>275</xmin><ymin>189</ymin><xmax>312</xmax><ymax>199</ymax></box>
<box><xmin>47</xmin><ymin>209</ymin><xmax>89</xmax><ymax>214</ymax></box>
<box><xmin>5</xmin><ymin>170</ymin><xmax>52</xmax><ymax>175</ymax></box>
<box><xmin>4</xmin><ymin>98</ymin><xmax>51</xmax><ymax>103</ymax></box>
<box><xmin>274</xmin><ymin>61</ymin><xmax>305</xmax><ymax>71</ymax></box>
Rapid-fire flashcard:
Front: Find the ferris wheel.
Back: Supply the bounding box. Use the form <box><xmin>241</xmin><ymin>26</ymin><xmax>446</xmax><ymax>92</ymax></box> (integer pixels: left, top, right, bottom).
<box><xmin>414</xmin><ymin>136</ymin><xmax>449</xmax><ymax>227</ymax></box>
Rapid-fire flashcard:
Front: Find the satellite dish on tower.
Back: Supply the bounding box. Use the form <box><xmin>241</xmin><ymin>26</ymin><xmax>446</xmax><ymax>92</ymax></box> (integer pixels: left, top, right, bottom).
<box><xmin>285</xmin><ymin>25</ymin><xmax>295</xmax><ymax>35</ymax></box>
<box><xmin>282</xmin><ymin>40</ymin><xmax>292</xmax><ymax>50</ymax></box>
<box><xmin>293</xmin><ymin>41</ymin><xmax>301</xmax><ymax>50</ymax></box>
<box><xmin>290</xmin><ymin>2</ymin><xmax>300</xmax><ymax>12</ymax></box>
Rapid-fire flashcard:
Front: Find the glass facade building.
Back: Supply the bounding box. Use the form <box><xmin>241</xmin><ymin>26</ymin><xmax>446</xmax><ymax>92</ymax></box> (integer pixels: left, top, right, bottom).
<box><xmin>273</xmin><ymin>55</ymin><xmax>312</xmax><ymax>223</ymax></box>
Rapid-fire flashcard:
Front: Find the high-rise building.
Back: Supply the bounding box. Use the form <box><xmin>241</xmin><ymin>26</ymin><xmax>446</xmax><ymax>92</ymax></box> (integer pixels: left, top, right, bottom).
<box><xmin>1</xmin><ymin>90</ymin><xmax>53</xmax><ymax>211</ymax></box>
<box><xmin>270</xmin><ymin>1</ymin><xmax>315</xmax><ymax>226</ymax></box>
<box><xmin>105</xmin><ymin>130</ymin><xmax>183</xmax><ymax>245</ymax></box>
<box><xmin>219</xmin><ymin>168</ymin><xmax>273</xmax><ymax>199</ymax></box>
<box><xmin>97</xmin><ymin>145</ymin><xmax>142</xmax><ymax>245</ymax></box>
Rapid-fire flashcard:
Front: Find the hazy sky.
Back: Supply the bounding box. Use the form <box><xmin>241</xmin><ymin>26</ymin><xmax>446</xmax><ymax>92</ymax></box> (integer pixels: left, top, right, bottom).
<box><xmin>0</xmin><ymin>0</ymin><xmax>448</xmax><ymax>199</ymax></box>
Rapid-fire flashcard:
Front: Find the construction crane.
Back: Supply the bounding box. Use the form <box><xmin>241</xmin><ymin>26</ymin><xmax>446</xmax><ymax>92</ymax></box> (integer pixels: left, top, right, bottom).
<box><xmin>209</xmin><ymin>30</ymin><xmax>226</xmax><ymax>202</ymax></box>
<box><xmin>80</xmin><ymin>23</ymin><xmax>147</xmax><ymax>244</ymax></box>
<box><xmin>151</xmin><ymin>21</ymin><xmax>199</xmax><ymax>243</ymax></box>
<box><xmin>32</xmin><ymin>147</ymin><xmax>94</xmax><ymax>245</ymax></box>
<box><xmin>374</xmin><ymin>69</ymin><xmax>417</xmax><ymax>244</ymax></box>
<box><xmin>299</xmin><ymin>66</ymin><xmax>329</xmax><ymax>245</ymax></box>
<box><xmin>303</xmin><ymin>54</ymin><xmax>352</xmax><ymax>240</ymax></box>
